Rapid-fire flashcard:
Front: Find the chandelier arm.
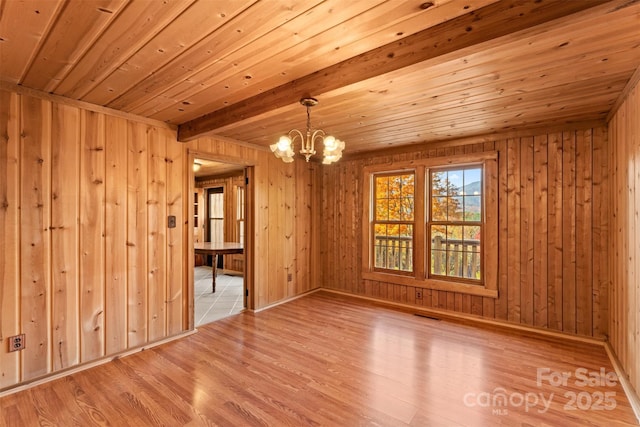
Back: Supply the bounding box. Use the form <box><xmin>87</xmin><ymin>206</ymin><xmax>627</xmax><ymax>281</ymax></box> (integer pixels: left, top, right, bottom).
<box><xmin>288</xmin><ymin>129</ymin><xmax>304</xmax><ymax>146</ymax></box>
<box><xmin>311</xmin><ymin>130</ymin><xmax>326</xmax><ymax>153</ymax></box>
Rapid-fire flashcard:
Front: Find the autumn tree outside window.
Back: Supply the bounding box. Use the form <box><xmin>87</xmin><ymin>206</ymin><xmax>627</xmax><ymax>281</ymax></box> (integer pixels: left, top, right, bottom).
<box><xmin>362</xmin><ymin>152</ymin><xmax>499</xmax><ymax>298</ymax></box>
<box><xmin>373</xmin><ymin>172</ymin><xmax>415</xmax><ymax>273</ymax></box>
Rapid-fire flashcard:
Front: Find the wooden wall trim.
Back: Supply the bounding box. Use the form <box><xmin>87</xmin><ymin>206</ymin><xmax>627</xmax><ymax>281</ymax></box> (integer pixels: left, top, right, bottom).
<box><xmin>187</xmin><ymin>148</ymin><xmax>257</xmax><ymax>167</ymax></box>
<box><xmin>322</xmin><ymin>289</ymin><xmax>604</xmax><ymax>345</ymax></box>
<box><xmin>0</xmin><ymin>81</ymin><xmax>176</xmax><ymax>131</ymax></box>
<box><xmin>608</xmin><ymin>76</ymin><xmax>640</xmax><ymax>416</ymax></box>
<box><xmin>605</xmin><ymin>341</ymin><xmax>640</xmax><ymax>423</ymax></box>
<box><xmin>251</xmin><ymin>288</ymin><xmax>322</xmax><ymax>313</ymax></box>
<box><xmin>189</xmin><ymin>135</ymin><xmax>270</xmax><ymax>153</ymax></box>
<box><xmin>607</xmin><ymin>65</ymin><xmax>640</xmax><ymax>123</ymax></box>
<box><xmin>604</xmin><ymin>341</ymin><xmax>640</xmax><ymax>423</ymax></box>
<box><xmin>0</xmin><ymin>330</ymin><xmax>196</xmax><ymax>397</ymax></box>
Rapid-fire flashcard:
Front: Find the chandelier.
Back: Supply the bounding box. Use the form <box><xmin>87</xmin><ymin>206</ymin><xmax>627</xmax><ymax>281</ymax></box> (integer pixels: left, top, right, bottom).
<box><xmin>270</xmin><ymin>97</ymin><xmax>345</xmax><ymax>164</ymax></box>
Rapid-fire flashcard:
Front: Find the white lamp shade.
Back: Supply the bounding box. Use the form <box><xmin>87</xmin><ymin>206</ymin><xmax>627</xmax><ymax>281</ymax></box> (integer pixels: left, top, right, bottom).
<box><xmin>323</xmin><ymin>135</ymin><xmax>336</xmax><ymax>150</ymax></box>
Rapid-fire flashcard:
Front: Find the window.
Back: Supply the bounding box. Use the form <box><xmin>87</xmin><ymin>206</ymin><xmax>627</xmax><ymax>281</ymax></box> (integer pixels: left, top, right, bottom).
<box><xmin>429</xmin><ymin>166</ymin><xmax>482</xmax><ymax>282</ymax></box>
<box><xmin>236</xmin><ymin>185</ymin><xmax>245</xmax><ymax>243</ymax></box>
<box><xmin>373</xmin><ymin>173</ymin><xmax>415</xmax><ymax>272</ymax></box>
<box><xmin>208</xmin><ymin>187</ymin><xmax>224</xmax><ymax>243</ymax></box>
<box><xmin>362</xmin><ymin>152</ymin><xmax>498</xmax><ymax>298</ymax></box>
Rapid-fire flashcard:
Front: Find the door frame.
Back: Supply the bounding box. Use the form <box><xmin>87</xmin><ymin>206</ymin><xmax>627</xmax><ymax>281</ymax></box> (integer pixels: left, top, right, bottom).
<box><xmin>186</xmin><ymin>149</ymin><xmax>255</xmax><ymax>330</ymax></box>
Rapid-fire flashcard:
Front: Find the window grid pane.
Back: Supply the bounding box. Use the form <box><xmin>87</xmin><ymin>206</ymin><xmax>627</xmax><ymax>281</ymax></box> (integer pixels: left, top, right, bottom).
<box><xmin>429</xmin><ymin>166</ymin><xmax>483</xmax><ymax>282</ymax></box>
<box><xmin>429</xmin><ymin>225</ymin><xmax>481</xmax><ymax>280</ymax></box>
<box><xmin>430</xmin><ymin>167</ymin><xmax>482</xmax><ymax>223</ymax></box>
<box><xmin>373</xmin><ymin>172</ymin><xmax>415</xmax><ymax>272</ymax></box>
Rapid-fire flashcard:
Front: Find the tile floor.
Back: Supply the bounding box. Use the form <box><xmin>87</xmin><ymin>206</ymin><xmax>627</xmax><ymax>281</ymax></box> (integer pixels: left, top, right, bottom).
<box><xmin>194</xmin><ymin>266</ymin><xmax>245</xmax><ymax>326</ymax></box>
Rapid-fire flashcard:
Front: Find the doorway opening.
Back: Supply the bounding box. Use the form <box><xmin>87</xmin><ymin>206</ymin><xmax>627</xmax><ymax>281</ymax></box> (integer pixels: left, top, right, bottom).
<box><xmin>189</xmin><ymin>153</ymin><xmax>253</xmax><ymax>327</ymax></box>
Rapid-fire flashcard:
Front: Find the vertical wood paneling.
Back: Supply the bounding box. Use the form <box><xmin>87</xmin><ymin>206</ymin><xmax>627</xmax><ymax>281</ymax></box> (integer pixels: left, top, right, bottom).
<box><xmin>254</xmin><ymin>154</ymin><xmax>269</xmax><ymax>308</ymax></box>
<box><xmin>294</xmin><ymin>160</ymin><xmax>310</xmax><ymax>294</ymax></box>
<box><xmin>337</xmin><ymin>163</ymin><xmax>346</xmax><ymax>293</ymax></box>
<box><xmin>105</xmin><ymin>115</ymin><xmax>127</xmax><ymax>355</ymax></box>
<box><xmin>322</xmin><ymin>126</ymin><xmax>610</xmax><ymax>339</ymax></box>
<box><xmin>635</xmin><ymin>85</ymin><xmax>640</xmax><ymax>389</ymax></box>
<box><xmin>147</xmin><ymin>128</ymin><xmax>167</xmax><ymax>341</ymax></box>
<box><xmin>632</xmin><ymin>83</ymin><xmax>639</xmax><ymax>388</ymax></box>
<box><xmin>575</xmin><ymin>129</ymin><xmax>593</xmax><ymax>336</ymax></box>
<box><xmin>547</xmin><ymin>133</ymin><xmax>563</xmax><ymax>331</ymax></box>
<box><xmin>311</xmin><ymin>163</ymin><xmax>323</xmax><ymax>293</ymax></box>
<box><xmin>591</xmin><ymin>126</ymin><xmax>608</xmax><ymax>338</ymax></box>
<box><xmin>166</xmin><ymin>137</ymin><xmax>184</xmax><ymax>335</ymax></box>
<box><xmin>0</xmin><ymin>90</ymin><xmax>20</xmax><ymax>387</ymax></box>
<box><xmin>284</xmin><ymin>161</ymin><xmax>295</xmax><ymax>298</ymax></box>
<box><xmin>520</xmin><ymin>136</ymin><xmax>534</xmax><ymax>325</ymax></box>
<box><xmin>267</xmin><ymin>157</ymin><xmax>286</xmax><ymax>302</ymax></box>
<box><xmin>562</xmin><ymin>131</ymin><xmax>577</xmax><ymax>334</ymax></box>
<box><xmin>495</xmin><ymin>139</ymin><xmax>509</xmax><ymax>321</ymax></box>
<box><xmin>507</xmin><ymin>138</ymin><xmax>521</xmax><ymax>323</ymax></box>
<box><xmin>323</xmin><ymin>165</ymin><xmax>335</xmax><ymax>291</ymax></box>
<box><xmin>609</xmin><ymin>78</ymin><xmax>639</xmax><ymax>398</ymax></box>
<box><xmin>79</xmin><ymin>110</ymin><xmax>105</xmax><ymax>362</ymax></box>
<box><xmin>533</xmin><ymin>135</ymin><xmax>548</xmax><ymax>328</ymax></box>
<box><xmin>470</xmin><ymin>143</ymin><xmax>485</xmax><ymax>317</ymax></box>
<box><xmin>0</xmin><ymin>88</ymin><xmax>191</xmax><ymax>390</ymax></box>
<box><xmin>482</xmin><ymin>141</ymin><xmax>497</xmax><ymax>320</ymax></box>
<box><xmin>188</xmin><ymin>137</ymin><xmax>319</xmax><ymax>309</ymax></box>
<box><xmin>127</xmin><ymin>122</ymin><xmax>148</xmax><ymax>347</ymax></box>
<box><xmin>51</xmin><ymin>103</ymin><xmax>80</xmax><ymax>370</ymax></box>
<box><xmin>20</xmin><ymin>95</ymin><xmax>51</xmax><ymax>380</ymax></box>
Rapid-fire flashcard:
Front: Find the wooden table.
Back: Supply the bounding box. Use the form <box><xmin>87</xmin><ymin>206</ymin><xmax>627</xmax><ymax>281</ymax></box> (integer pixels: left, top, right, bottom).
<box><xmin>194</xmin><ymin>242</ymin><xmax>244</xmax><ymax>292</ymax></box>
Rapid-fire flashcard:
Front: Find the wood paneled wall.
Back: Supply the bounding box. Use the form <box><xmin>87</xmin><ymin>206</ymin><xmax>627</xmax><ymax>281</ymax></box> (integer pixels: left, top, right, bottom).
<box><xmin>321</xmin><ymin>126</ymin><xmax>609</xmax><ymax>338</ymax></box>
<box><xmin>0</xmin><ymin>87</ymin><xmax>322</xmax><ymax>390</ymax></box>
<box><xmin>188</xmin><ymin>138</ymin><xmax>322</xmax><ymax>309</ymax></box>
<box><xmin>0</xmin><ymin>89</ymin><xmax>186</xmax><ymax>389</ymax></box>
<box><xmin>609</xmin><ymin>78</ymin><xmax>640</xmax><ymax>397</ymax></box>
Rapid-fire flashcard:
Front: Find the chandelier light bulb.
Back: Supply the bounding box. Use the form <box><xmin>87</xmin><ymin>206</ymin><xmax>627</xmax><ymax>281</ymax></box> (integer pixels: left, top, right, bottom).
<box><xmin>277</xmin><ymin>135</ymin><xmax>292</xmax><ymax>151</ymax></box>
<box><xmin>323</xmin><ymin>135</ymin><xmax>336</xmax><ymax>150</ymax></box>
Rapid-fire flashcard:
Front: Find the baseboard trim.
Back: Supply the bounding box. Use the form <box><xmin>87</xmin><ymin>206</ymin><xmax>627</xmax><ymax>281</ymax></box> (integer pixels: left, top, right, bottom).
<box><xmin>251</xmin><ymin>288</ymin><xmax>322</xmax><ymax>313</ymax></box>
<box><xmin>0</xmin><ymin>329</ymin><xmax>197</xmax><ymax>398</ymax></box>
<box><xmin>320</xmin><ymin>288</ymin><xmax>604</xmax><ymax>345</ymax></box>
<box><xmin>604</xmin><ymin>341</ymin><xmax>640</xmax><ymax>423</ymax></box>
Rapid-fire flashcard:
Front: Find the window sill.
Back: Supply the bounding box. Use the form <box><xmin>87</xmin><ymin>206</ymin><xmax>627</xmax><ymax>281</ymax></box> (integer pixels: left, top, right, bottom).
<box><xmin>362</xmin><ymin>271</ymin><xmax>498</xmax><ymax>298</ymax></box>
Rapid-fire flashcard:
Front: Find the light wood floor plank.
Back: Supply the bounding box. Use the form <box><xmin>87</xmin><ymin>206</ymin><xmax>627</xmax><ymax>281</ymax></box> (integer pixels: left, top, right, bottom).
<box><xmin>1</xmin><ymin>291</ymin><xmax>637</xmax><ymax>426</ymax></box>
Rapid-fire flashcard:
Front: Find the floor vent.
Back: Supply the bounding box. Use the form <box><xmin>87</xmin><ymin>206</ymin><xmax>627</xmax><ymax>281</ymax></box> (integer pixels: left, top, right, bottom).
<box><xmin>414</xmin><ymin>313</ymin><xmax>440</xmax><ymax>321</ymax></box>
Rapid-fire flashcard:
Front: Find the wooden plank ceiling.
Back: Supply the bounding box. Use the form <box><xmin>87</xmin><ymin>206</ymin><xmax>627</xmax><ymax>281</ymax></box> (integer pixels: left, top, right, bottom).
<box><xmin>1</xmin><ymin>0</ymin><xmax>639</xmax><ymax>155</ymax></box>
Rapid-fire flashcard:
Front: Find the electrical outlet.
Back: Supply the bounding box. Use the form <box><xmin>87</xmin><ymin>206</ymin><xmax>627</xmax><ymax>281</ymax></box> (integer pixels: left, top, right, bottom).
<box><xmin>9</xmin><ymin>334</ymin><xmax>25</xmax><ymax>352</ymax></box>
<box><xmin>287</xmin><ymin>273</ymin><xmax>293</xmax><ymax>282</ymax></box>
<box><xmin>415</xmin><ymin>290</ymin><xmax>423</xmax><ymax>299</ymax></box>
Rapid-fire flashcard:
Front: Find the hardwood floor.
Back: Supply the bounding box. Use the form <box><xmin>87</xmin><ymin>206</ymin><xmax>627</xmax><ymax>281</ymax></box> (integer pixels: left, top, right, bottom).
<box><xmin>1</xmin><ymin>291</ymin><xmax>637</xmax><ymax>426</ymax></box>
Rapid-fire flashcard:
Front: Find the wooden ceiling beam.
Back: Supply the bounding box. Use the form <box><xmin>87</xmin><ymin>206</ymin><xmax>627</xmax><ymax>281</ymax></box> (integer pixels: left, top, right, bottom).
<box><xmin>177</xmin><ymin>0</ymin><xmax>608</xmax><ymax>142</ymax></box>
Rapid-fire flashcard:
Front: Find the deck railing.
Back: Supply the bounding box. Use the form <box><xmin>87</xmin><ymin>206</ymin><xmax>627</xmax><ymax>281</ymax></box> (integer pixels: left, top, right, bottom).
<box><xmin>374</xmin><ymin>235</ymin><xmax>480</xmax><ymax>279</ymax></box>
<box><xmin>374</xmin><ymin>235</ymin><xmax>413</xmax><ymax>271</ymax></box>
